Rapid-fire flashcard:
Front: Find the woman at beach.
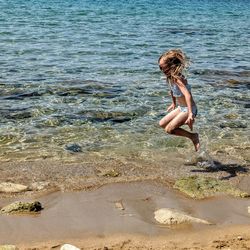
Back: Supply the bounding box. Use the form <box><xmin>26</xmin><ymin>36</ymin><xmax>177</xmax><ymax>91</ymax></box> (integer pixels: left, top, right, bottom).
<box><xmin>158</xmin><ymin>49</ymin><xmax>200</xmax><ymax>151</ymax></box>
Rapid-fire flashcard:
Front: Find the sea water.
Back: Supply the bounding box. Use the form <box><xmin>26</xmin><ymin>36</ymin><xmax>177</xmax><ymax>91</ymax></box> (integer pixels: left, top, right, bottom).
<box><xmin>0</xmin><ymin>0</ymin><xmax>249</xmax><ymax>164</ymax></box>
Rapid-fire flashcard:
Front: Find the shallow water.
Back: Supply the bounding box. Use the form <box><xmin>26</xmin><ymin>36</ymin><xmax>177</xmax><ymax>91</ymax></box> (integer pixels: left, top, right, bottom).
<box><xmin>0</xmin><ymin>0</ymin><xmax>249</xmax><ymax>164</ymax></box>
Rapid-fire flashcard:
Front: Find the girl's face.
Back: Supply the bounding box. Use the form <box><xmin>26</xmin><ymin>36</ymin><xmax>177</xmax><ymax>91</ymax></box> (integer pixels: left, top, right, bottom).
<box><xmin>158</xmin><ymin>58</ymin><xmax>165</xmax><ymax>73</ymax></box>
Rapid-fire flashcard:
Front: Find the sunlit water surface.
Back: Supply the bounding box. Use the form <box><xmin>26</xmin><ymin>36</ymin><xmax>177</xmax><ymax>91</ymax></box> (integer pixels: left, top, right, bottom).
<box><xmin>0</xmin><ymin>0</ymin><xmax>249</xmax><ymax>165</ymax></box>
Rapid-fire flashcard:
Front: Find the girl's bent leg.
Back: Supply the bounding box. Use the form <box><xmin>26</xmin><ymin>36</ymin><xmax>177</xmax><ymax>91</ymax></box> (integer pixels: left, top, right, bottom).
<box><xmin>159</xmin><ymin>108</ymin><xmax>180</xmax><ymax>128</ymax></box>
<box><xmin>165</xmin><ymin>112</ymin><xmax>200</xmax><ymax>151</ymax></box>
<box><xmin>171</xmin><ymin>128</ymin><xmax>200</xmax><ymax>151</ymax></box>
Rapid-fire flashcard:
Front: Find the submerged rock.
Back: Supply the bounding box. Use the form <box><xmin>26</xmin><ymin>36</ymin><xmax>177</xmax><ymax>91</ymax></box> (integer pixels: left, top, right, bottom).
<box><xmin>227</xmin><ymin>79</ymin><xmax>240</xmax><ymax>85</ymax></box>
<box><xmin>248</xmin><ymin>206</ymin><xmax>250</xmax><ymax>214</ymax></box>
<box><xmin>0</xmin><ymin>182</ymin><xmax>28</xmax><ymax>193</ymax></box>
<box><xmin>224</xmin><ymin>113</ymin><xmax>238</xmax><ymax>120</ymax></box>
<box><xmin>60</xmin><ymin>244</ymin><xmax>80</xmax><ymax>250</ymax></box>
<box><xmin>65</xmin><ymin>143</ymin><xmax>82</xmax><ymax>153</ymax></box>
<box><xmin>219</xmin><ymin>121</ymin><xmax>247</xmax><ymax>129</ymax></box>
<box><xmin>174</xmin><ymin>176</ymin><xmax>249</xmax><ymax>199</ymax></box>
<box><xmin>0</xmin><ymin>201</ymin><xmax>43</xmax><ymax>214</ymax></box>
<box><xmin>7</xmin><ymin>111</ymin><xmax>33</xmax><ymax>120</ymax></box>
<box><xmin>79</xmin><ymin>110</ymin><xmax>138</xmax><ymax>123</ymax></box>
<box><xmin>154</xmin><ymin>208</ymin><xmax>211</xmax><ymax>225</ymax></box>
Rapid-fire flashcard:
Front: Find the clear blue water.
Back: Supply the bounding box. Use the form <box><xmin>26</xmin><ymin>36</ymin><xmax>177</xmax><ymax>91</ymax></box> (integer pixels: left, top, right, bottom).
<box><xmin>0</xmin><ymin>0</ymin><xmax>249</xmax><ymax>162</ymax></box>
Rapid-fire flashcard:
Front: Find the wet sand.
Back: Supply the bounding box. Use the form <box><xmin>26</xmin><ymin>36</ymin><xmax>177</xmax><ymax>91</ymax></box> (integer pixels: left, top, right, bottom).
<box><xmin>0</xmin><ymin>149</ymin><xmax>249</xmax><ymax>198</ymax></box>
<box><xmin>0</xmin><ymin>180</ymin><xmax>250</xmax><ymax>249</ymax></box>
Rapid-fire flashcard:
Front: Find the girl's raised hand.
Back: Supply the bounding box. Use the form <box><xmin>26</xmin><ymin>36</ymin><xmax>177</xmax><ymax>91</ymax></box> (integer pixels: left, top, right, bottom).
<box><xmin>167</xmin><ymin>103</ymin><xmax>176</xmax><ymax>112</ymax></box>
<box><xmin>185</xmin><ymin>113</ymin><xmax>195</xmax><ymax>131</ymax></box>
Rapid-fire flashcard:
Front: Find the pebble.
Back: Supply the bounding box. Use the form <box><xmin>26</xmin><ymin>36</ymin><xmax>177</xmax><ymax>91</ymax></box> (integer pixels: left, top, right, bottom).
<box><xmin>103</xmin><ymin>169</ymin><xmax>120</xmax><ymax>177</ymax></box>
<box><xmin>0</xmin><ymin>182</ymin><xmax>28</xmax><ymax>193</ymax></box>
<box><xmin>65</xmin><ymin>143</ymin><xmax>82</xmax><ymax>153</ymax></box>
<box><xmin>60</xmin><ymin>244</ymin><xmax>80</xmax><ymax>250</ymax></box>
<box><xmin>115</xmin><ymin>201</ymin><xmax>125</xmax><ymax>210</ymax></box>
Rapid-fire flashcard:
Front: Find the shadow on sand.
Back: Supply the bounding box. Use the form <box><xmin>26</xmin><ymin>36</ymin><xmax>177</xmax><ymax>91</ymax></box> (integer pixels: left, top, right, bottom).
<box><xmin>191</xmin><ymin>160</ymin><xmax>249</xmax><ymax>180</ymax></box>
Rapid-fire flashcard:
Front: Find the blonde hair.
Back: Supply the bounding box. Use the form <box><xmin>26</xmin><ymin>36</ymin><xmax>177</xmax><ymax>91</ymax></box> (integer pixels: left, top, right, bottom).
<box><xmin>158</xmin><ymin>49</ymin><xmax>189</xmax><ymax>84</ymax></box>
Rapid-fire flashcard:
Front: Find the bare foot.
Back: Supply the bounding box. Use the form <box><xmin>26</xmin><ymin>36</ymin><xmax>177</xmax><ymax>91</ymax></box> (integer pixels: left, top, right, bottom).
<box><xmin>192</xmin><ymin>133</ymin><xmax>200</xmax><ymax>151</ymax></box>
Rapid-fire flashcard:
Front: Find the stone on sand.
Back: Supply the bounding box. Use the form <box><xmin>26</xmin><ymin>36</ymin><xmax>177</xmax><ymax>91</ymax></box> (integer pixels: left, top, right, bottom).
<box><xmin>0</xmin><ymin>182</ymin><xmax>28</xmax><ymax>193</ymax></box>
<box><xmin>0</xmin><ymin>246</ymin><xmax>17</xmax><ymax>250</ymax></box>
<box><xmin>154</xmin><ymin>208</ymin><xmax>211</xmax><ymax>225</ymax></box>
<box><xmin>115</xmin><ymin>201</ymin><xmax>125</xmax><ymax>210</ymax></box>
<box><xmin>60</xmin><ymin>244</ymin><xmax>80</xmax><ymax>250</ymax></box>
<box><xmin>29</xmin><ymin>181</ymin><xmax>50</xmax><ymax>191</ymax></box>
<box><xmin>0</xmin><ymin>201</ymin><xmax>43</xmax><ymax>214</ymax></box>
<box><xmin>174</xmin><ymin>176</ymin><xmax>249</xmax><ymax>199</ymax></box>
<box><xmin>103</xmin><ymin>169</ymin><xmax>120</xmax><ymax>177</ymax></box>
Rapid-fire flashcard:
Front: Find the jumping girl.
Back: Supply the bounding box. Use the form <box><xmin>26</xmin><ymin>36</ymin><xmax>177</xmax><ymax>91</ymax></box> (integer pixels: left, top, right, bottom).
<box><xmin>158</xmin><ymin>49</ymin><xmax>200</xmax><ymax>151</ymax></box>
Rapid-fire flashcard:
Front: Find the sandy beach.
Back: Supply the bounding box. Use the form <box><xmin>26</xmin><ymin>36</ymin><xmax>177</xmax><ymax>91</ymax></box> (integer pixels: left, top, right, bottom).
<box><xmin>8</xmin><ymin>226</ymin><xmax>250</xmax><ymax>250</ymax></box>
<box><xmin>0</xmin><ymin>179</ymin><xmax>250</xmax><ymax>249</ymax></box>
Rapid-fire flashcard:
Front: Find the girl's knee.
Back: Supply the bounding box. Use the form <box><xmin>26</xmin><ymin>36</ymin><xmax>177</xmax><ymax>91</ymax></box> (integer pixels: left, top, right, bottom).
<box><xmin>159</xmin><ymin>119</ymin><xmax>166</xmax><ymax>128</ymax></box>
<box><xmin>165</xmin><ymin>125</ymin><xmax>174</xmax><ymax>134</ymax></box>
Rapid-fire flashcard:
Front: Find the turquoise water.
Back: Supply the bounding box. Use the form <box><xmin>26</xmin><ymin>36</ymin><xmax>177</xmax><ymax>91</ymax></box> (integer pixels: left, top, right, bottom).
<box><xmin>0</xmin><ymin>0</ymin><xmax>249</xmax><ymax>162</ymax></box>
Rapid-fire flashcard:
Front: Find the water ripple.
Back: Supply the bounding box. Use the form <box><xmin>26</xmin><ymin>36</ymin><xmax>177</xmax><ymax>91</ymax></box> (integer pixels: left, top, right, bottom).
<box><xmin>0</xmin><ymin>0</ymin><xmax>249</xmax><ymax>161</ymax></box>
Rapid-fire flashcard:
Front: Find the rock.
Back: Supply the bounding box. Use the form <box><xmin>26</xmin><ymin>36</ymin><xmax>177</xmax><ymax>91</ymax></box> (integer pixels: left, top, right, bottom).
<box><xmin>174</xmin><ymin>176</ymin><xmax>249</xmax><ymax>199</ymax></box>
<box><xmin>65</xmin><ymin>143</ymin><xmax>82</xmax><ymax>153</ymax></box>
<box><xmin>60</xmin><ymin>244</ymin><xmax>80</xmax><ymax>250</ymax></box>
<box><xmin>219</xmin><ymin>121</ymin><xmax>247</xmax><ymax>129</ymax></box>
<box><xmin>227</xmin><ymin>79</ymin><xmax>240</xmax><ymax>85</ymax></box>
<box><xmin>103</xmin><ymin>169</ymin><xmax>120</xmax><ymax>177</ymax></box>
<box><xmin>248</xmin><ymin>206</ymin><xmax>250</xmax><ymax>214</ymax></box>
<box><xmin>154</xmin><ymin>208</ymin><xmax>211</xmax><ymax>225</ymax></box>
<box><xmin>0</xmin><ymin>182</ymin><xmax>28</xmax><ymax>193</ymax></box>
<box><xmin>0</xmin><ymin>246</ymin><xmax>17</xmax><ymax>250</ymax></box>
<box><xmin>43</xmin><ymin>118</ymin><xmax>60</xmax><ymax>127</ymax></box>
<box><xmin>224</xmin><ymin>113</ymin><xmax>238</xmax><ymax>120</ymax></box>
<box><xmin>115</xmin><ymin>201</ymin><xmax>125</xmax><ymax>210</ymax></box>
<box><xmin>0</xmin><ymin>201</ymin><xmax>43</xmax><ymax>214</ymax></box>
<box><xmin>29</xmin><ymin>181</ymin><xmax>50</xmax><ymax>191</ymax></box>
<box><xmin>7</xmin><ymin>111</ymin><xmax>32</xmax><ymax>120</ymax></box>
<box><xmin>79</xmin><ymin>110</ymin><xmax>139</xmax><ymax>123</ymax></box>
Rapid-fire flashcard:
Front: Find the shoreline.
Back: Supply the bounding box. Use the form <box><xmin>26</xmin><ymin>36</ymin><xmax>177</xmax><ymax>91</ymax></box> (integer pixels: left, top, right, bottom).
<box><xmin>14</xmin><ymin>225</ymin><xmax>250</xmax><ymax>250</ymax></box>
<box><xmin>0</xmin><ymin>150</ymin><xmax>249</xmax><ymax>199</ymax></box>
<box><xmin>0</xmin><ymin>180</ymin><xmax>250</xmax><ymax>249</ymax></box>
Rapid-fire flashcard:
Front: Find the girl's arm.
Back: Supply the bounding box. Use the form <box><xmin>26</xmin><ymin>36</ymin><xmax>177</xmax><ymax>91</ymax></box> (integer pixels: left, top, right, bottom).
<box><xmin>170</xmin><ymin>90</ymin><xmax>176</xmax><ymax>106</ymax></box>
<box><xmin>167</xmin><ymin>90</ymin><xmax>176</xmax><ymax>112</ymax></box>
